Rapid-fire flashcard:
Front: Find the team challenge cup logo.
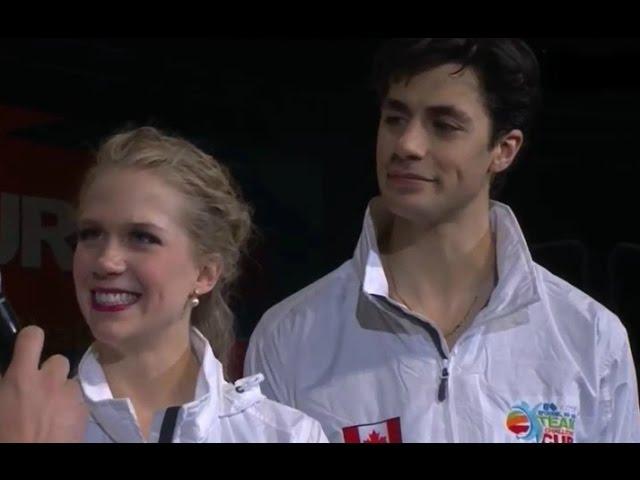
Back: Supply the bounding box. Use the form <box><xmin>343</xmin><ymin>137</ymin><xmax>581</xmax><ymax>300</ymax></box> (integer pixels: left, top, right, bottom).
<box><xmin>506</xmin><ymin>402</ymin><xmax>576</xmax><ymax>443</ymax></box>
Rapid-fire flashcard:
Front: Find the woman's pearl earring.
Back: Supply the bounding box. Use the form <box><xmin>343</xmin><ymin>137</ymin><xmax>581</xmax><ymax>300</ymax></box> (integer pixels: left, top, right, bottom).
<box><xmin>190</xmin><ymin>290</ymin><xmax>200</xmax><ymax>308</ymax></box>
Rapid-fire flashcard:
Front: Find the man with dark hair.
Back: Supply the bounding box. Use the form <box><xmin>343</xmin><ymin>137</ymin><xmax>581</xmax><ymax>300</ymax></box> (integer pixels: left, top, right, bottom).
<box><xmin>246</xmin><ymin>38</ymin><xmax>640</xmax><ymax>443</ymax></box>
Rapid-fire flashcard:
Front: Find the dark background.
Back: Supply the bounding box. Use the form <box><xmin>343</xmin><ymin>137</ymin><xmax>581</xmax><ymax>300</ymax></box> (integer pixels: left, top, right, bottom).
<box><xmin>0</xmin><ymin>38</ymin><xmax>638</xmax><ymax>377</ymax></box>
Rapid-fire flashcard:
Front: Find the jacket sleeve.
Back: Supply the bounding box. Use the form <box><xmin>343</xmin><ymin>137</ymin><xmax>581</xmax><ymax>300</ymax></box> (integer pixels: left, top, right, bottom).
<box><xmin>598</xmin><ymin>325</ymin><xmax>640</xmax><ymax>442</ymax></box>
<box><xmin>294</xmin><ymin>416</ymin><xmax>329</xmax><ymax>443</ymax></box>
<box><xmin>244</xmin><ymin>313</ymin><xmax>295</xmax><ymax>407</ymax></box>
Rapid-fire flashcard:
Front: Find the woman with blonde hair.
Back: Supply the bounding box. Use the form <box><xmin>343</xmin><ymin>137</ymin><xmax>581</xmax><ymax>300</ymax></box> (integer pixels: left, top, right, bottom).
<box><xmin>8</xmin><ymin>126</ymin><xmax>326</xmax><ymax>442</ymax></box>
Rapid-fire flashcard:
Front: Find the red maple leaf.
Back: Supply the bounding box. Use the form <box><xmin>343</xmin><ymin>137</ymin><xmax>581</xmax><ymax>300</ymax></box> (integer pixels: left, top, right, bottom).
<box><xmin>363</xmin><ymin>430</ymin><xmax>388</xmax><ymax>443</ymax></box>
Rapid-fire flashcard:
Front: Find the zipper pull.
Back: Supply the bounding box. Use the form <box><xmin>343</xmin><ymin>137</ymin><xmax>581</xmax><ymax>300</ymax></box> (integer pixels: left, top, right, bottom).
<box><xmin>438</xmin><ymin>359</ymin><xmax>449</xmax><ymax>402</ymax></box>
<box><xmin>234</xmin><ymin>373</ymin><xmax>265</xmax><ymax>393</ymax></box>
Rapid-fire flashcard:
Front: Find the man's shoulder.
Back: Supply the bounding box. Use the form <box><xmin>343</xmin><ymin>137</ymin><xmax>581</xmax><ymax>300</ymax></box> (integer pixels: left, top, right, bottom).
<box><xmin>254</xmin><ymin>260</ymin><xmax>359</xmax><ymax>337</ymax></box>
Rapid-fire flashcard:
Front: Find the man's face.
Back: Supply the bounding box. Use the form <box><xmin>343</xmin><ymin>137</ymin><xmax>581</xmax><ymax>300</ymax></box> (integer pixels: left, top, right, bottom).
<box><xmin>376</xmin><ymin>63</ymin><xmax>519</xmax><ymax>226</ymax></box>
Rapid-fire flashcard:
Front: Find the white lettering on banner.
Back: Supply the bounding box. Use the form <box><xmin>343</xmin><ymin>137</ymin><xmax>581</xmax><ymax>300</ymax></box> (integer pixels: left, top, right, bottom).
<box><xmin>0</xmin><ymin>193</ymin><xmax>19</xmax><ymax>264</ymax></box>
<box><xmin>0</xmin><ymin>192</ymin><xmax>75</xmax><ymax>271</ymax></box>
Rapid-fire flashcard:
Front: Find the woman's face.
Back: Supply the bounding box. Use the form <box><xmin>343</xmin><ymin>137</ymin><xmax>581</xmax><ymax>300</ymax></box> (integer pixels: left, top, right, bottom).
<box><xmin>73</xmin><ymin>168</ymin><xmax>217</xmax><ymax>351</ymax></box>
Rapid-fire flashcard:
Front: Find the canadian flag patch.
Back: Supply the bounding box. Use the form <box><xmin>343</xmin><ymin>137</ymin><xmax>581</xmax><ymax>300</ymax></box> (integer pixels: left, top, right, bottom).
<box><xmin>342</xmin><ymin>417</ymin><xmax>402</xmax><ymax>443</ymax></box>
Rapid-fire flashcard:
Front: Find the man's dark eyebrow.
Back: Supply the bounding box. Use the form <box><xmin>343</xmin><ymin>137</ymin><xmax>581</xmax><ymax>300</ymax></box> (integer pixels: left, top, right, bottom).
<box><xmin>382</xmin><ymin>98</ymin><xmax>412</xmax><ymax>115</ymax></box>
<box><xmin>426</xmin><ymin>105</ymin><xmax>473</xmax><ymax>124</ymax></box>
